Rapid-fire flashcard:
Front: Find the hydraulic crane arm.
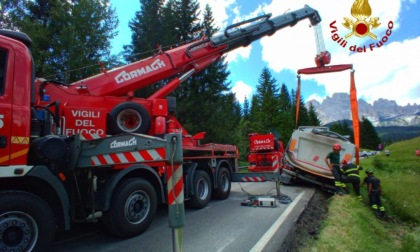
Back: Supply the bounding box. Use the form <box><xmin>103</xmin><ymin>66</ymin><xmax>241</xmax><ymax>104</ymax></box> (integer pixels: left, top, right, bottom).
<box><xmin>210</xmin><ymin>5</ymin><xmax>321</xmax><ymax>49</ymax></box>
<box><xmin>64</xmin><ymin>5</ymin><xmax>322</xmax><ymax>98</ymax></box>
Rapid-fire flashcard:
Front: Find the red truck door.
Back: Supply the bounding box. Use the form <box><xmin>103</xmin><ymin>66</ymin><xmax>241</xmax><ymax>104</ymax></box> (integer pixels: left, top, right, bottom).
<box><xmin>0</xmin><ymin>35</ymin><xmax>32</xmax><ymax>166</ymax></box>
<box><xmin>0</xmin><ymin>47</ymin><xmax>12</xmax><ymax>165</ymax></box>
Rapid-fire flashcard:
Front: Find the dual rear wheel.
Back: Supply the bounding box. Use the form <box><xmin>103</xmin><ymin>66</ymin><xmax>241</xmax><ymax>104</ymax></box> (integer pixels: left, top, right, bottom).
<box><xmin>188</xmin><ymin>167</ymin><xmax>231</xmax><ymax>209</ymax></box>
<box><xmin>103</xmin><ymin>178</ymin><xmax>157</xmax><ymax>238</ymax></box>
<box><xmin>103</xmin><ymin>168</ymin><xmax>231</xmax><ymax>237</ymax></box>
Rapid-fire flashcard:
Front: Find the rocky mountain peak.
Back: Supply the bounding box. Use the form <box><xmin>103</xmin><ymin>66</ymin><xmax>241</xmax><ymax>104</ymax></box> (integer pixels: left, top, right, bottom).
<box><xmin>307</xmin><ymin>93</ymin><xmax>420</xmax><ymax>126</ymax></box>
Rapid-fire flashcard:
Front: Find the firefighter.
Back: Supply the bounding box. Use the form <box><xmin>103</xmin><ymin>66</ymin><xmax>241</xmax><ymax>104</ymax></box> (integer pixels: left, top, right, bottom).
<box><xmin>324</xmin><ymin>144</ymin><xmax>346</xmax><ymax>195</ymax></box>
<box><xmin>361</xmin><ymin>169</ymin><xmax>386</xmax><ymax>217</ymax></box>
<box><xmin>340</xmin><ymin>159</ymin><xmax>362</xmax><ymax>201</ymax></box>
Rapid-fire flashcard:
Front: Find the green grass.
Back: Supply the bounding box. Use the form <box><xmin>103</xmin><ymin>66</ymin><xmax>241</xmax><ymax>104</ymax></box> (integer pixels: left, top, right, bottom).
<box><xmin>301</xmin><ymin>136</ymin><xmax>420</xmax><ymax>252</ymax></box>
<box><xmin>363</xmin><ymin>137</ymin><xmax>420</xmax><ymax>223</ymax></box>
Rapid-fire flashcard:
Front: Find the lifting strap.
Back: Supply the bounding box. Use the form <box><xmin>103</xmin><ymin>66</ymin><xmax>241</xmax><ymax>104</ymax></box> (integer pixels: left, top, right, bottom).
<box><xmin>295</xmin><ymin>64</ymin><xmax>360</xmax><ymax>164</ymax></box>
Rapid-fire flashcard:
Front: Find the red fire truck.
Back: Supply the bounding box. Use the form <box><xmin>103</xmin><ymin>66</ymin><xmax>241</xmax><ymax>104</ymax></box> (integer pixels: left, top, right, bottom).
<box><xmin>247</xmin><ymin>133</ymin><xmax>284</xmax><ymax>173</ymax></box>
<box><xmin>0</xmin><ymin>5</ymin><xmax>325</xmax><ymax>251</ymax></box>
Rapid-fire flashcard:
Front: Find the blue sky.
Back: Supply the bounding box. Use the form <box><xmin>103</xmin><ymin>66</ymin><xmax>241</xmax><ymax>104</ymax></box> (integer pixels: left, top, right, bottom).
<box><xmin>110</xmin><ymin>0</ymin><xmax>420</xmax><ymax>107</ymax></box>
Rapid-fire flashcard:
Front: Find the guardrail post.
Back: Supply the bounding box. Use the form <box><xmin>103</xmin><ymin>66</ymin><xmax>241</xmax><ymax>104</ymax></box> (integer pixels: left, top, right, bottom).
<box><xmin>165</xmin><ymin>133</ymin><xmax>184</xmax><ymax>252</ymax></box>
<box><xmin>276</xmin><ymin>177</ymin><xmax>283</xmax><ymax>197</ymax></box>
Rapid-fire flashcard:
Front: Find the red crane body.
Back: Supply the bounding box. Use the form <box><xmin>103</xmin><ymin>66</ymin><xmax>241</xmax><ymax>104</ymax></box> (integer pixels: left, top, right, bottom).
<box><xmin>31</xmin><ymin>5</ymin><xmax>324</xmax><ymax>141</ymax></box>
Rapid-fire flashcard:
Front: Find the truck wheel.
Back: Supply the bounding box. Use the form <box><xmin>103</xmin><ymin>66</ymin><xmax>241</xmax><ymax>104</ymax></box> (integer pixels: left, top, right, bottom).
<box><xmin>213</xmin><ymin>167</ymin><xmax>231</xmax><ymax>200</ymax></box>
<box><xmin>0</xmin><ymin>191</ymin><xmax>55</xmax><ymax>252</ymax></box>
<box><xmin>108</xmin><ymin>102</ymin><xmax>151</xmax><ymax>135</ymax></box>
<box><xmin>188</xmin><ymin>170</ymin><xmax>211</xmax><ymax>209</ymax></box>
<box><xmin>103</xmin><ymin>178</ymin><xmax>157</xmax><ymax>238</ymax></box>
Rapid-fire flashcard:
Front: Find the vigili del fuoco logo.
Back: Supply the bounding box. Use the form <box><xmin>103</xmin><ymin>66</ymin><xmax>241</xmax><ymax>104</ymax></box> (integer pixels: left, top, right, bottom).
<box><xmin>329</xmin><ymin>0</ymin><xmax>394</xmax><ymax>53</ymax></box>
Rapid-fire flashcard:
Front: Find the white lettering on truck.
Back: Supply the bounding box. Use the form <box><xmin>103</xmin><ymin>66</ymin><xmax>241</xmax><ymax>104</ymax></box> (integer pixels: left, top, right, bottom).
<box><xmin>64</xmin><ymin>128</ymin><xmax>105</xmax><ymax>135</ymax></box>
<box><xmin>110</xmin><ymin>137</ymin><xmax>137</xmax><ymax>149</ymax></box>
<box><xmin>254</xmin><ymin>139</ymin><xmax>271</xmax><ymax>144</ymax></box>
<box><xmin>71</xmin><ymin>110</ymin><xmax>100</xmax><ymax>118</ymax></box>
<box><xmin>115</xmin><ymin>59</ymin><xmax>166</xmax><ymax>84</ymax></box>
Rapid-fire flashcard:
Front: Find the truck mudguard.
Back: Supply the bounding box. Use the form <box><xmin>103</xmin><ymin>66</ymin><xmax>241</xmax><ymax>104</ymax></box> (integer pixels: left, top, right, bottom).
<box><xmin>26</xmin><ymin>165</ymin><xmax>71</xmax><ymax>230</ymax></box>
<box><xmin>96</xmin><ymin>164</ymin><xmax>165</xmax><ymax>210</ymax></box>
<box><xmin>182</xmin><ymin>162</ymin><xmax>198</xmax><ymax>196</ymax></box>
<box><xmin>213</xmin><ymin>159</ymin><xmax>233</xmax><ymax>190</ymax></box>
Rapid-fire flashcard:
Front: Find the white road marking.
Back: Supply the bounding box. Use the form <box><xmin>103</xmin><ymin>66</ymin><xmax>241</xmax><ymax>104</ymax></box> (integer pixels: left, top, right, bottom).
<box><xmin>249</xmin><ymin>191</ymin><xmax>306</xmax><ymax>252</ymax></box>
<box><xmin>216</xmin><ymin>237</ymin><xmax>236</xmax><ymax>252</ymax></box>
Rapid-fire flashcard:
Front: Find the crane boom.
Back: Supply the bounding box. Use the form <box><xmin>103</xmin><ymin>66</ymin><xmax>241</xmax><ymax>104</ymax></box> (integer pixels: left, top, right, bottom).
<box><xmin>62</xmin><ymin>5</ymin><xmax>322</xmax><ymax>98</ymax></box>
<box><xmin>211</xmin><ymin>5</ymin><xmax>321</xmax><ymax>49</ymax></box>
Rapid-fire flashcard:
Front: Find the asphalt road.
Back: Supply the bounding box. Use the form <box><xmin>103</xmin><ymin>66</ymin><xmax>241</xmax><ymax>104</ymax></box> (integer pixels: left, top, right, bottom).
<box><xmin>51</xmin><ymin>182</ymin><xmax>315</xmax><ymax>252</ymax></box>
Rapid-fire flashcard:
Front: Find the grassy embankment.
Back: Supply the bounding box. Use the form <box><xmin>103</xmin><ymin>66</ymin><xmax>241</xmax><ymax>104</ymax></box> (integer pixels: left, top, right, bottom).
<box><xmin>301</xmin><ymin>136</ymin><xmax>420</xmax><ymax>252</ymax></box>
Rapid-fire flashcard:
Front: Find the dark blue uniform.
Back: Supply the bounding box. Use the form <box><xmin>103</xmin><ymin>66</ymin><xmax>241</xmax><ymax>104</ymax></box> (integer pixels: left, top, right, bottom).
<box><xmin>363</xmin><ymin>175</ymin><xmax>385</xmax><ymax>216</ymax></box>
<box><xmin>341</xmin><ymin>163</ymin><xmax>362</xmax><ymax>200</ymax></box>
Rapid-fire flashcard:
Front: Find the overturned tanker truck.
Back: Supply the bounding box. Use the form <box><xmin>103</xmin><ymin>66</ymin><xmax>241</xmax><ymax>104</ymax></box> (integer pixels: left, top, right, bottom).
<box><xmin>281</xmin><ymin>126</ymin><xmax>357</xmax><ymax>192</ymax></box>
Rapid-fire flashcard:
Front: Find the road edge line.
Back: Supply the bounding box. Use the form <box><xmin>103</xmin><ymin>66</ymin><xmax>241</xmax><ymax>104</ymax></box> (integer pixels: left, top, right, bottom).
<box><xmin>249</xmin><ymin>191</ymin><xmax>306</xmax><ymax>252</ymax></box>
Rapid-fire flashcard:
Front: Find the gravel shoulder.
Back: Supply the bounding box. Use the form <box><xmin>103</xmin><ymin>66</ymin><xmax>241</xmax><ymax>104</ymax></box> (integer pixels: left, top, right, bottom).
<box><xmin>280</xmin><ymin>182</ymin><xmax>330</xmax><ymax>251</ymax></box>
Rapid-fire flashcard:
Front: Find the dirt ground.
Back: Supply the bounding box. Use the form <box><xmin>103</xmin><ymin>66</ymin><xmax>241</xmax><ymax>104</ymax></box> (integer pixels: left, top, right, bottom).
<box><xmin>280</xmin><ymin>183</ymin><xmax>331</xmax><ymax>252</ymax></box>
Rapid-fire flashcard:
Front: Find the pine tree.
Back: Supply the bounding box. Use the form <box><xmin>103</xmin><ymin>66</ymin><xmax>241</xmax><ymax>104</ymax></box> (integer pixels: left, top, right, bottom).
<box><xmin>124</xmin><ymin>0</ymin><xmax>165</xmax><ymax>62</ymax></box>
<box><xmin>308</xmin><ymin>102</ymin><xmax>321</xmax><ymax>126</ymax></box>
<box><xmin>207</xmin><ymin>92</ymin><xmax>242</xmax><ymax>144</ymax></box>
<box><xmin>249</xmin><ymin>95</ymin><xmax>263</xmax><ymax>133</ymax></box>
<box><xmin>5</xmin><ymin>0</ymin><xmax>69</xmax><ymax>79</ymax></box>
<box><xmin>278</xmin><ymin>83</ymin><xmax>294</xmax><ymax>143</ymax></box>
<box><xmin>160</xmin><ymin>0</ymin><xmax>179</xmax><ymax>47</ymax></box>
<box><xmin>5</xmin><ymin>0</ymin><xmax>118</xmax><ymax>82</ymax></box>
<box><xmin>0</xmin><ymin>0</ymin><xmax>27</xmax><ymax>30</ymax></box>
<box><xmin>329</xmin><ymin>120</ymin><xmax>353</xmax><ymax>140</ymax></box>
<box><xmin>174</xmin><ymin>0</ymin><xmax>201</xmax><ymax>42</ymax></box>
<box><xmin>170</xmin><ymin>0</ymin><xmax>201</xmax><ymax>99</ymax></box>
<box><xmin>234</xmin><ymin>118</ymin><xmax>251</xmax><ymax>160</ymax></box>
<box><xmin>236</xmin><ymin>95</ymin><xmax>251</xmax><ymax>159</ymax></box>
<box><xmin>297</xmin><ymin>95</ymin><xmax>310</xmax><ymax>127</ymax></box>
<box><xmin>123</xmin><ymin>2</ymin><xmax>239</xmax><ymax>143</ymax></box>
<box><xmin>253</xmin><ymin>67</ymin><xmax>280</xmax><ymax>134</ymax></box>
<box><xmin>124</xmin><ymin>0</ymin><xmax>166</xmax><ymax>97</ymax></box>
<box><xmin>243</xmin><ymin>96</ymin><xmax>250</xmax><ymax>120</ymax></box>
<box><xmin>360</xmin><ymin>117</ymin><xmax>381</xmax><ymax>149</ymax></box>
<box><xmin>57</xmin><ymin>0</ymin><xmax>119</xmax><ymax>82</ymax></box>
<box><xmin>172</xmin><ymin>3</ymin><xmax>238</xmax><ymax>144</ymax></box>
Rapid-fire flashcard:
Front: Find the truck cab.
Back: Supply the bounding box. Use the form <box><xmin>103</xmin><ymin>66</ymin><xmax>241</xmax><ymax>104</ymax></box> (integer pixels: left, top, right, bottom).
<box><xmin>0</xmin><ymin>30</ymin><xmax>33</xmax><ymax>167</ymax></box>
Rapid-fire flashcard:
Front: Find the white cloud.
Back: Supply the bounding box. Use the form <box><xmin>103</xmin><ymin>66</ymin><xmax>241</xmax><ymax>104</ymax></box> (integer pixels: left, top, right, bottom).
<box><xmin>194</xmin><ymin>0</ymin><xmax>419</xmax><ymax>106</ymax></box>
<box><xmin>225</xmin><ymin>45</ymin><xmax>252</xmax><ymax>63</ymax></box>
<box><xmin>307</xmin><ymin>93</ymin><xmax>324</xmax><ymax>103</ymax></box>
<box><xmin>348</xmin><ymin>37</ymin><xmax>420</xmax><ymax>105</ymax></box>
<box><xmin>197</xmin><ymin>0</ymin><xmax>236</xmax><ymax>29</ymax></box>
<box><xmin>234</xmin><ymin>4</ymin><xmax>266</xmax><ymax>22</ymax></box>
<box><xmin>232</xmin><ymin>80</ymin><xmax>253</xmax><ymax>103</ymax></box>
<box><xmin>245</xmin><ymin>0</ymin><xmax>419</xmax><ymax>106</ymax></box>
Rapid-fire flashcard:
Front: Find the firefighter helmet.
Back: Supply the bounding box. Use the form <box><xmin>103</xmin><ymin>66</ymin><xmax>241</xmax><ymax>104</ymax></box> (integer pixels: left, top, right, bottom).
<box><xmin>365</xmin><ymin>169</ymin><xmax>373</xmax><ymax>174</ymax></box>
<box><xmin>333</xmin><ymin>144</ymin><xmax>341</xmax><ymax>151</ymax></box>
<box><xmin>341</xmin><ymin>159</ymin><xmax>347</xmax><ymax>165</ymax></box>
